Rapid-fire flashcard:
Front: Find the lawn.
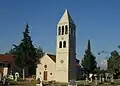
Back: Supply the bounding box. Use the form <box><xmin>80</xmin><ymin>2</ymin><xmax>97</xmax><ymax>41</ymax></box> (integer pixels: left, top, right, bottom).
<box><xmin>6</xmin><ymin>79</ymin><xmax>120</xmax><ymax>86</ymax></box>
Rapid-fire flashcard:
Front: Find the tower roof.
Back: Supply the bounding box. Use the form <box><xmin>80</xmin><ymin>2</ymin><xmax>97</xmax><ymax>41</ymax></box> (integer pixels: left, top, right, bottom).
<box><xmin>58</xmin><ymin>9</ymin><xmax>74</xmax><ymax>24</ymax></box>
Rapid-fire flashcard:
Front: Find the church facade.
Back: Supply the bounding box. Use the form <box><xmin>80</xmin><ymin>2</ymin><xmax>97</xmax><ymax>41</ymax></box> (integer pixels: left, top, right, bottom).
<box><xmin>36</xmin><ymin>9</ymin><xmax>81</xmax><ymax>83</ymax></box>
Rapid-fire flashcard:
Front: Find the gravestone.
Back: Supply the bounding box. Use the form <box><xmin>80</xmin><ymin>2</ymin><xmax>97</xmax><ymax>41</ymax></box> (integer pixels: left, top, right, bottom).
<box><xmin>102</xmin><ymin>74</ymin><xmax>104</xmax><ymax>82</ymax></box>
<box><xmin>8</xmin><ymin>71</ymin><xmax>13</xmax><ymax>80</ymax></box>
<box><xmin>99</xmin><ymin>75</ymin><xmax>102</xmax><ymax>83</ymax></box>
<box><xmin>15</xmin><ymin>72</ymin><xmax>19</xmax><ymax>81</ymax></box>
<box><xmin>89</xmin><ymin>73</ymin><xmax>93</xmax><ymax>82</ymax></box>
<box><xmin>85</xmin><ymin>77</ymin><xmax>89</xmax><ymax>85</ymax></box>
<box><xmin>110</xmin><ymin>74</ymin><xmax>114</xmax><ymax>84</ymax></box>
<box><xmin>8</xmin><ymin>74</ymin><xmax>14</xmax><ymax>80</ymax></box>
<box><xmin>95</xmin><ymin>76</ymin><xmax>98</xmax><ymax>86</ymax></box>
<box><xmin>105</xmin><ymin>73</ymin><xmax>109</xmax><ymax>81</ymax></box>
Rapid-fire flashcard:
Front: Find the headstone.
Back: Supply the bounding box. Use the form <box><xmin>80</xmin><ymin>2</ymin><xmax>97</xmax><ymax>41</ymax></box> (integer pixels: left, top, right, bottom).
<box><xmin>102</xmin><ymin>76</ymin><xmax>104</xmax><ymax>82</ymax></box>
<box><xmin>15</xmin><ymin>72</ymin><xmax>19</xmax><ymax>81</ymax></box>
<box><xmin>99</xmin><ymin>75</ymin><xmax>102</xmax><ymax>83</ymax></box>
<box><xmin>95</xmin><ymin>76</ymin><xmax>98</xmax><ymax>86</ymax></box>
<box><xmin>105</xmin><ymin>73</ymin><xmax>109</xmax><ymax>81</ymax></box>
<box><xmin>8</xmin><ymin>74</ymin><xmax>14</xmax><ymax>80</ymax></box>
<box><xmin>89</xmin><ymin>73</ymin><xmax>93</xmax><ymax>82</ymax></box>
<box><xmin>110</xmin><ymin>74</ymin><xmax>114</xmax><ymax>83</ymax></box>
<box><xmin>85</xmin><ymin>77</ymin><xmax>88</xmax><ymax>85</ymax></box>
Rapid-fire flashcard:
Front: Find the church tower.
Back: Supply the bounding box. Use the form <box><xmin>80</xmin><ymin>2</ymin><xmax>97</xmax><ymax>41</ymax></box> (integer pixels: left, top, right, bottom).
<box><xmin>55</xmin><ymin>9</ymin><xmax>76</xmax><ymax>82</ymax></box>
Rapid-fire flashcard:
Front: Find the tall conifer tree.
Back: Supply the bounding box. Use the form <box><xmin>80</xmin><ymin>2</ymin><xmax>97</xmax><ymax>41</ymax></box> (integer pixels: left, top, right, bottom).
<box><xmin>12</xmin><ymin>23</ymin><xmax>43</xmax><ymax>79</ymax></box>
<box><xmin>82</xmin><ymin>40</ymin><xmax>97</xmax><ymax>74</ymax></box>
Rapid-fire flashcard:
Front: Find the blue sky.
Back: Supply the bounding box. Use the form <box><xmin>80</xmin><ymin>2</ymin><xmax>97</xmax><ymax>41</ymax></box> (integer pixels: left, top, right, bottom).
<box><xmin>0</xmin><ymin>0</ymin><xmax>120</xmax><ymax>68</ymax></box>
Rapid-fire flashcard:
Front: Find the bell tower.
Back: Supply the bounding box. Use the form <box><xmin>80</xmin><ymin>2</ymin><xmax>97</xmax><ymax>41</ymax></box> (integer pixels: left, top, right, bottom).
<box><xmin>55</xmin><ymin>9</ymin><xmax>76</xmax><ymax>82</ymax></box>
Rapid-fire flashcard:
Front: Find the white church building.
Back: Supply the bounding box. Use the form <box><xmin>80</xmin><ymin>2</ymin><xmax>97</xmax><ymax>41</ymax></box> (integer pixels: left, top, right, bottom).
<box><xmin>36</xmin><ymin>9</ymin><xmax>81</xmax><ymax>83</ymax></box>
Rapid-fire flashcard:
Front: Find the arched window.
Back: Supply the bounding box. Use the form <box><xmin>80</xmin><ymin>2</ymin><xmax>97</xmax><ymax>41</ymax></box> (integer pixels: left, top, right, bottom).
<box><xmin>63</xmin><ymin>41</ymin><xmax>66</xmax><ymax>48</ymax></box>
<box><xmin>58</xmin><ymin>26</ymin><xmax>61</xmax><ymax>35</ymax></box>
<box><xmin>59</xmin><ymin>41</ymin><xmax>62</xmax><ymax>48</ymax></box>
<box><xmin>62</xmin><ymin>26</ymin><xmax>64</xmax><ymax>35</ymax></box>
<box><xmin>65</xmin><ymin>25</ymin><xmax>68</xmax><ymax>34</ymax></box>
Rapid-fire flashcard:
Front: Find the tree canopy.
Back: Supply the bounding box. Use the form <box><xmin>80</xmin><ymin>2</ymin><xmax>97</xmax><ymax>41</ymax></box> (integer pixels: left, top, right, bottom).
<box><xmin>107</xmin><ymin>50</ymin><xmax>120</xmax><ymax>73</ymax></box>
<box><xmin>81</xmin><ymin>40</ymin><xmax>97</xmax><ymax>74</ymax></box>
<box><xmin>11</xmin><ymin>23</ymin><xmax>44</xmax><ymax>75</ymax></box>
<box><xmin>107</xmin><ymin>50</ymin><xmax>120</xmax><ymax>79</ymax></box>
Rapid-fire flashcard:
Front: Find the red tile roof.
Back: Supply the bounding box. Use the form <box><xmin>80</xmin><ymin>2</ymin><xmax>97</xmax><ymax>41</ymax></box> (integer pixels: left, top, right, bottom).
<box><xmin>0</xmin><ymin>54</ymin><xmax>13</xmax><ymax>64</ymax></box>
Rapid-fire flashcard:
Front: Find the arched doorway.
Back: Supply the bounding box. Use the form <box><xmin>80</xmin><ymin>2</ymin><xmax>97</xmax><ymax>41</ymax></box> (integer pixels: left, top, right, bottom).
<box><xmin>44</xmin><ymin>71</ymin><xmax>47</xmax><ymax>80</ymax></box>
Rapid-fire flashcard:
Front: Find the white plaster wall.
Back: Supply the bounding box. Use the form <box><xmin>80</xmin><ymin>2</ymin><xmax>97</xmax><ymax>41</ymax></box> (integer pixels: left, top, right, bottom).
<box><xmin>3</xmin><ymin>67</ymin><xmax>8</xmax><ymax>76</ymax></box>
<box><xmin>55</xmin><ymin>24</ymin><xmax>69</xmax><ymax>82</ymax></box>
<box><xmin>55</xmin><ymin>21</ymin><xmax>76</xmax><ymax>82</ymax></box>
<box><xmin>55</xmin><ymin>52</ymin><xmax>69</xmax><ymax>82</ymax></box>
<box><xmin>36</xmin><ymin>54</ymin><xmax>55</xmax><ymax>81</ymax></box>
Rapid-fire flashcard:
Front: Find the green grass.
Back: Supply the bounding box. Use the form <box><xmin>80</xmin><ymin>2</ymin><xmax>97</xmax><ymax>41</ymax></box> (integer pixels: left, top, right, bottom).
<box><xmin>7</xmin><ymin>79</ymin><xmax>120</xmax><ymax>86</ymax></box>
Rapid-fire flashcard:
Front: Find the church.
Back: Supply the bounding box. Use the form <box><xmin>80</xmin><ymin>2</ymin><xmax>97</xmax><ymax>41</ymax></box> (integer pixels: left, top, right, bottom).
<box><xmin>36</xmin><ymin>9</ymin><xmax>81</xmax><ymax>83</ymax></box>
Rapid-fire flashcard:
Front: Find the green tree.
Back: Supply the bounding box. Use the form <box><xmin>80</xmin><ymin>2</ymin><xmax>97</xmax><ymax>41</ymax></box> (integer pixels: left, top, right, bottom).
<box><xmin>107</xmin><ymin>50</ymin><xmax>120</xmax><ymax>77</ymax></box>
<box><xmin>12</xmin><ymin>23</ymin><xmax>44</xmax><ymax>79</ymax></box>
<box><xmin>81</xmin><ymin>40</ymin><xmax>97</xmax><ymax>74</ymax></box>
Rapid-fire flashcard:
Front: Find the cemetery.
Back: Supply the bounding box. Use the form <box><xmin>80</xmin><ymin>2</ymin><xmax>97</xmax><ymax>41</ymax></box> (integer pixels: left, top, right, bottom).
<box><xmin>0</xmin><ymin>74</ymin><xmax>119</xmax><ymax>86</ymax></box>
<box><xmin>0</xmin><ymin>1</ymin><xmax>120</xmax><ymax>86</ymax></box>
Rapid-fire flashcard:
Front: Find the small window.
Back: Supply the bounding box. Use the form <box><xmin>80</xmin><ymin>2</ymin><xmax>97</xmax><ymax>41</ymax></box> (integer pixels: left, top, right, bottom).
<box><xmin>62</xmin><ymin>26</ymin><xmax>64</xmax><ymax>35</ymax></box>
<box><xmin>59</xmin><ymin>41</ymin><xmax>62</xmax><ymax>48</ymax></box>
<box><xmin>40</xmin><ymin>72</ymin><xmax>41</xmax><ymax>74</ymax></box>
<box><xmin>44</xmin><ymin>65</ymin><xmax>47</xmax><ymax>68</ymax></box>
<box><xmin>50</xmin><ymin>73</ymin><xmax>52</xmax><ymax>75</ymax></box>
<box><xmin>63</xmin><ymin>41</ymin><xmax>66</xmax><ymax>48</ymax></box>
<box><xmin>65</xmin><ymin>25</ymin><xmax>68</xmax><ymax>34</ymax></box>
<box><xmin>58</xmin><ymin>26</ymin><xmax>61</xmax><ymax>35</ymax></box>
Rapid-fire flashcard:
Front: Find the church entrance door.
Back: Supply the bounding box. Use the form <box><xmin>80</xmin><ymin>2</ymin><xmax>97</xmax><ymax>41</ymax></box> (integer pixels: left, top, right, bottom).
<box><xmin>44</xmin><ymin>71</ymin><xmax>47</xmax><ymax>80</ymax></box>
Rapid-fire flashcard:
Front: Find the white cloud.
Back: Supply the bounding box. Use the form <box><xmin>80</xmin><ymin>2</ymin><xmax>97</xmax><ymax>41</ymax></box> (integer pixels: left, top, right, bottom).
<box><xmin>99</xmin><ymin>59</ymin><xmax>107</xmax><ymax>70</ymax></box>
